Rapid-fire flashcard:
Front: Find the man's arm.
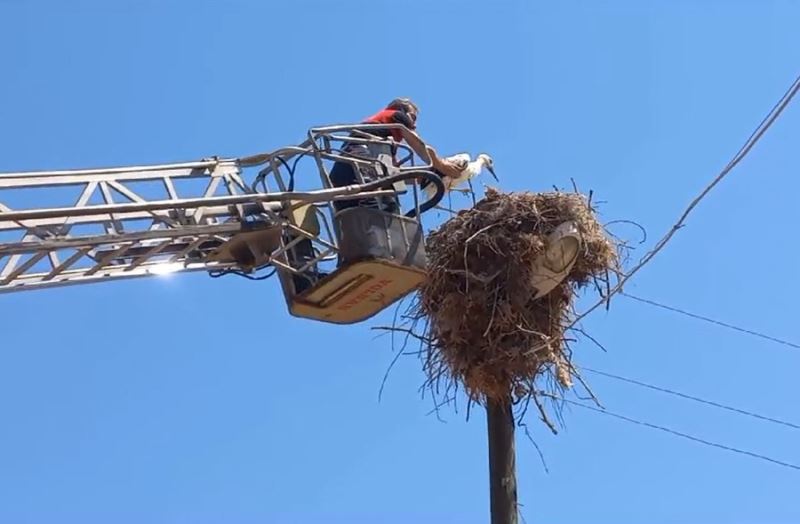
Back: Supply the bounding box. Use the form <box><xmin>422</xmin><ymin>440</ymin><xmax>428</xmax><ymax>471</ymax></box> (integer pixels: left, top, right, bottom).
<box><xmin>400</xmin><ymin>127</ymin><xmax>465</xmax><ymax>179</ymax></box>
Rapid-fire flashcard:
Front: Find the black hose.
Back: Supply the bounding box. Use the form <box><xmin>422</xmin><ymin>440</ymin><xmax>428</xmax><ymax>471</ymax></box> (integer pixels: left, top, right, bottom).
<box><xmin>275</xmin><ymin>154</ymin><xmax>304</xmax><ymax>192</ymax></box>
<box><xmin>209</xmin><ymin>267</ymin><xmax>276</xmax><ymax>280</ymax></box>
<box><xmin>401</xmin><ymin>171</ymin><xmax>445</xmax><ymax>217</ymax></box>
<box><xmin>250</xmin><ymin>153</ymin><xmax>306</xmax><ymax>193</ymax></box>
<box><xmin>327</xmin><ymin>170</ymin><xmax>444</xmax><ymax>217</ymax></box>
<box><xmin>250</xmin><ymin>159</ymin><xmax>444</xmax><ymax>217</ymax></box>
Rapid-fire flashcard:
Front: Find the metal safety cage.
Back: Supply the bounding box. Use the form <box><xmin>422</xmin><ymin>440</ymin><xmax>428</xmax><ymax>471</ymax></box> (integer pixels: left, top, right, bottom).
<box><xmin>243</xmin><ymin>124</ymin><xmax>444</xmax><ymax>322</ymax></box>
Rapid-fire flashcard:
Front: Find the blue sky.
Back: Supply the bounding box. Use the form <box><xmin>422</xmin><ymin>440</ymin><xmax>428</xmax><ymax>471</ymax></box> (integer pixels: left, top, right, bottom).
<box><xmin>1</xmin><ymin>1</ymin><xmax>799</xmax><ymax>522</ymax></box>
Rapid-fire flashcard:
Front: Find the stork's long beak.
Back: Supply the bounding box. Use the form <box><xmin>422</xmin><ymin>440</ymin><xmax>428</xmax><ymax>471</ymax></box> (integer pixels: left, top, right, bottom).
<box><xmin>487</xmin><ymin>165</ymin><xmax>498</xmax><ymax>181</ymax></box>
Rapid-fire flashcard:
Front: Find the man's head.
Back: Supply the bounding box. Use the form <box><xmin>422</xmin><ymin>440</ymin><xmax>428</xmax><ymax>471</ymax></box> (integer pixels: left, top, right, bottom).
<box><xmin>387</xmin><ymin>97</ymin><xmax>418</xmax><ymax>128</ymax></box>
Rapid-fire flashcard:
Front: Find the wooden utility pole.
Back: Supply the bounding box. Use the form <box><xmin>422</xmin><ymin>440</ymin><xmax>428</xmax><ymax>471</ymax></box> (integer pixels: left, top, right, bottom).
<box><xmin>487</xmin><ymin>399</ymin><xmax>518</xmax><ymax>524</ymax></box>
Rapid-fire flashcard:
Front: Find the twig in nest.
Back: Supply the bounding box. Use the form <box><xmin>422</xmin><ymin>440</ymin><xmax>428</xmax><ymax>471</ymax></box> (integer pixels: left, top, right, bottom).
<box><xmin>443</xmin><ymin>268</ymin><xmax>502</xmax><ymax>284</ymax></box>
<box><xmin>372</xmin><ymin>326</ymin><xmax>432</xmax><ymax>345</ymax></box>
<box><xmin>533</xmin><ymin>392</ymin><xmax>559</xmax><ymax>435</ymax></box>
<box><xmin>516</xmin><ymin>390</ymin><xmax>533</xmax><ymax>421</ymax></box>
<box><xmin>434</xmin><ymin>205</ymin><xmax>458</xmax><ymax>215</ymax></box>
<box><xmin>378</xmin><ymin>344</ymin><xmax>405</xmax><ymax>403</ymax></box>
<box><xmin>425</xmin><ymin>395</ymin><xmax>456</xmax><ymax>417</ymax></box>
<box><xmin>517</xmin><ymin>324</ymin><xmax>552</xmax><ymax>339</ymax></box>
<box><xmin>465</xmin><ymin>223</ymin><xmax>499</xmax><ymax>244</ymax></box>
<box><xmin>519</xmin><ymin>420</ymin><xmax>550</xmax><ymax>474</ymax></box>
<box><xmin>373</xmin><ymin>321</ymin><xmax>431</xmax><ymax>402</ymax></box>
<box><xmin>483</xmin><ymin>290</ymin><xmax>500</xmax><ymax>337</ymax></box>
<box><xmin>389</xmin><ymin>296</ymin><xmax>406</xmax><ymax>353</ymax></box>
<box><xmin>571</xmin><ymin>327</ymin><xmax>608</xmax><ymax>353</ymax></box>
<box><xmin>568</xmin><ymin>364</ymin><xmax>603</xmax><ymax>408</ymax></box>
<box><xmin>604</xmin><ymin>219</ymin><xmax>647</xmax><ymax>245</ymax></box>
<box><xmin>462</xmin><ymin>223</ymin><xmax>499</xmax><ymax>294</ymax></box>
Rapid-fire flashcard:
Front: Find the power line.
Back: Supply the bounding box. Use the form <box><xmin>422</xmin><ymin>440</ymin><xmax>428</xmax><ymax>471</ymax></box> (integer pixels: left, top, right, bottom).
<box><xmin>569</xmin><ymin>72</ymin><xmax>800</xmax><ymax>329</ymax></box>
<box><xmin>620</xmin><ymin>293</ymin><xmax>800</xmax><ymax>350</ymax></box>
<box><xmin>582</xmin><ymin>367</ymin><xmax>800</xmax><ymax>431</ymax></box>
<box><xmin>548</xmin><ymin>396</ymin><xmax>800</xmax><ymax>472</ymax></box>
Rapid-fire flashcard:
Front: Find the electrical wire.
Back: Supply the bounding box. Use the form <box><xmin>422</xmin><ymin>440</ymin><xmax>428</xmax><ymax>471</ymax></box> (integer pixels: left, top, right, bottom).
<box><xmin>569</xmin><ymin>72</ymin><xmax>800</xmax><ymax>328</ymax></box>
<box><xmin>550</xmin><ymin>396</ymin><xmax>800</xmax><ymax>472</ymax></box>
<box><xmin>581</xmin><ymin>367</ymin><xmax>800</xmax><ymax>431</ymax></box>
<box><xmin>621</xmin><ymin>292</ymin><xmax>800</xmax><ymax>350</ymax></box>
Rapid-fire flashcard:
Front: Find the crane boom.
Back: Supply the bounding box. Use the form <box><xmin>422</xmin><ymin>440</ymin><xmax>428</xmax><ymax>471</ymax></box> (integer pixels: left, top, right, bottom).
<box><xmin>0</xmin><ymin>124</ymin><xmax>442</xmax><ymax>318</ymax></box>
<box><xmin>0</xmin><ymin>158</ymin><xmax>266</xmax><ymax>292</ymax></box>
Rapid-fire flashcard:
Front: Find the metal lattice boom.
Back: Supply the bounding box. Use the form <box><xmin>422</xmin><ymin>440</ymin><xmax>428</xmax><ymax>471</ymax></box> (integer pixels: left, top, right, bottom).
<box><xmin>0</xmin><ymin>159</ymin><xmax>267</xmax><ymax>292</ymax></box>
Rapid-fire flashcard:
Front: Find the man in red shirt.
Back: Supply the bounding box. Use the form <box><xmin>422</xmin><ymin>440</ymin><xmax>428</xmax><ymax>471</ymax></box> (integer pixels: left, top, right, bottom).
<box><xmin>289</xmin><ymin>98</ymin><xmax>463</xmax><ymax>293</ymax></box>
<box><xmin>330</xmin><ymin>97</ymin><xmax>465</xmax><ymax>211</ymax></box>
<box><xmin>362</xmin><ymin>98</ymin><xmax>419</xmax><ymax>142</ymax></box>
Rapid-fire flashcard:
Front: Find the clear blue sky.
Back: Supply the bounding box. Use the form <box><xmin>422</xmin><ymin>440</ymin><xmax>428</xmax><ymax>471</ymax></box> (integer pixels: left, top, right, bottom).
<box><xmin>1</xmin><ymin>1</ymin><xmax>799</xmax><ymax>522</ymax></box>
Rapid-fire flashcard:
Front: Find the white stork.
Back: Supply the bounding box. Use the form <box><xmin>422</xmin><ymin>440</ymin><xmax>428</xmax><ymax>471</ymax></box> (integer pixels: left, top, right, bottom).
<box><xmin>421</xmin><ymin>153</ymin><xmax>497</xmax><ymax>201</ymax></box>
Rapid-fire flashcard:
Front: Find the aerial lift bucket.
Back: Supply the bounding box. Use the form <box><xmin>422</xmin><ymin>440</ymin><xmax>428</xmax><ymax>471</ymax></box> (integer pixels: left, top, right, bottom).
<box><xmin>284</xmin><ymin>206</ymin><xmax>427</xmax><ymax>324</ymax></box>
<box><xmin>242</xmin><ymin>125</ymin><xmax>446</xmax><ymax>325</ymax></box>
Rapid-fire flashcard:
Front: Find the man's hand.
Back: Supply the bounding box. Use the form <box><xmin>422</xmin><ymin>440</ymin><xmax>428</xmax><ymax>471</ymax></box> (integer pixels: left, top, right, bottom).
<box><xmin>450</xmin><ymin>157</ymin><xmax>469</xmax><ymax>171</ymax></box>
<box><xmin>433</xmin><ymin>158</ymin><xmax>467</xmax><ymax>178</ymax></box>
<box><xmin>431</xmin><ymin>152</ymin><xmax>466</xmax><ymax>179</ymax></box>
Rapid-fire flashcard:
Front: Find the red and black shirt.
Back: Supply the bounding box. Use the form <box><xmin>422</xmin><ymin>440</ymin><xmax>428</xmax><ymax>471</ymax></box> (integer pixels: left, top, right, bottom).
<box><xmin>362</xmin><ymin>108</ymin><xmax>416</xmax><ymax>142</ymax></box>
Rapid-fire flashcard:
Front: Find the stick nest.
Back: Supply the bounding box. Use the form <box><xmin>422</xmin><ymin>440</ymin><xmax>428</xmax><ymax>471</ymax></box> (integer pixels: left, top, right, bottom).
<box><xmin>414</xmin><ymin>188</ymin><xmax>618</xmax><ymax>406</ymax></box>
